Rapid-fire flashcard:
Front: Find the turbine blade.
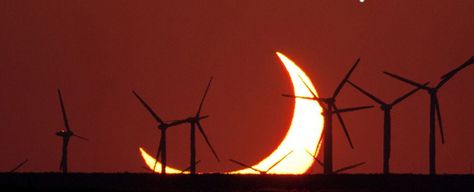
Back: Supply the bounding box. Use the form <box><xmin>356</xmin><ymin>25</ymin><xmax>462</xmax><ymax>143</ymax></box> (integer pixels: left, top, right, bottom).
<box><xmin>297</xmin><ymin>74</ymin><xmax>319</xmax><ymax>99</ymax></box>
<box><xmin>434</xmin><ymin>96</ymin><xmax>445</xmax><ymax>144</ymax></box>
<box><xmin>181</xmin><ymin>160</ymin><xmax>201</xmax><ymax>173</ymax></box>
<box><xmin>196</xmin><ymin>77</ymin><xmax>213</xmax><ymax>117</ymax></box>
<box><xmin>165</xmin><ymin>119</ymin><xmax>186</xmax><ymax>124</ymax></box>
<box><xmin>196</xmin><ymin>121</ymin><xmax>220</xmax><ymax>161</ymax></box>
<box><xmin>440</xmin><ymin>56</ymin><xmax>474</xmax><ymax>80</ymax></box>
<box><xmin>10</xmin><ymin>159</ymin><xmax>28</xmax><ymax>173</ymax></box>
<box><xmin>282</xmin><ymin>94</ymin><xmax>316</xmax><ymax>100</ymax></box>
<box><xmin>72</xmin><ymin>134</ymin><xmax>89</xmax><ymax>141</ymax></box>
<box><xmin>333</xmin><ymin>104</ymin><xmax>354</xmax><ymax>149</ymax></box>
<box><xmin>229</xmin><ymin>159</ymin><xmax>263</xmax><ymax>173</ymax></box>
<box><xmin>316</xmin><ymin>129</ymin><xmax>325</xmax><ymax>152</ymax></box>
<box><xmin>436</xmin><ymin>78</ymin><xmax>450</xmax><ymax>90</ymax></box>
<box><xmin>335</xmin><ymin>162</ymin><xmax>366</xmax><ymax>173</ymax></box>
<box><xmin>282</xmin><ymin>93</ymin><xmax>327</xmax><ymax>111</ymax></box>
<box><xmin>347</xmin><ymin>81</ymin><xmax>385</xmax><ymax>105</ymax></box>
<box><xmin>266</xmin><ymin>150</ymin><xmax>294</xmax><ymax>172</ymax></box>
<box><xmin>57</xmin><ymin>89</ymin><xmax>71</xmax><ymax>131</ymax></box>
<box><xmin>132</xmin><ymin>91</ymin><xmax>165</xmax><ymax>124</ymax></box>
<box><xmin>167</xmin><ymin>119</ymin><xmax>189</xmax><ymax>127</ymax></box>
<box><xmin>305</xmin><ymin>149</ymin><xmax>324</xmax><ymax>167</ymax></box>
<box><xmin>333</xmin><ymin>58</ymin><xmax>360</xmax><ymax>98</ymax></box>
<box><xmin>333</xmin><ymin>105</ymin><xmax>373</xmax><ymax>114</ymax></box>
<box><xmin>153</xmin><ymin>138</ymin><xmax>163</xmax><ymax>172</ymax></box>
<box><xmin>198</xmin><ymin>115</ymin><xmax>210</xmax><ymax>121</ymax></box>
<box><xmin>391</xmin><ymin>82</ymin><xmax>429</xmax><ymax>106</ymax></box>
<box><xmin>436</xmin><ymin>56</ymin><xmax>474</xmax><ymax>88</ymax></box>
<box><xmin>383</xmin><ymin>71</ymin><xmax>427</xmax><ymax>89</ymax></box>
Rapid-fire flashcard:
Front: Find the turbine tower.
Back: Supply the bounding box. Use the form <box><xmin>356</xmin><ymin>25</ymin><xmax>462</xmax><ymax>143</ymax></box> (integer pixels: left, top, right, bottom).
<box><xmin>229</xmin><ymin>150</ymin><xmax>294</xmax><ymax>174</ymax></box>
<box><xmin>177</xmin><ymin>77</ymin><xmax>220</xmax><ymax>174</ymax></box>
<box><xmin>56</xmin><ymin>89</ymin><xmax>88</xmax><ymax>174</ymax></box>
<box><xmin>132</xmin><ymin>91</ymin><xmax>188</xmax><ymax>174</ymax></box>
<box><xmin>348</xmin><ymin>81</ymin><xmax>428</xmax><ymax>174</ymax></box>
<box><xmin>383</xmin><ymin>56</ymin><xmax>473</xmax><ymax>175</ymax></box>
<box><xmin>283</xmin><ymin>58</ymin><xmax>373</xmax><ymax>175</ymax></box>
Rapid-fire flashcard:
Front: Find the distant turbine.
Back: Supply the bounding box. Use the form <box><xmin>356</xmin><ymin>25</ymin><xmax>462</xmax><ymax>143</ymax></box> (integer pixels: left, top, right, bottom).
<box><xmin>348</xmin><ymin>81</ymin><xmax>428</xmax><ymax>174</ymax></box>
<box><xmin>132</xmin><ymin>91</ymin><xmax>188</xmax><ymax>174</ymax></box>
<box><xmin>56</xmin><ymin>89</ymin><xmax>88</xmax><ymax>174</ymax></box>
<box><xmin>175</xmin><ymin>77</ymin><xmax>220</xmax><ymax>174</ymax></box>
<box><xmin>383</xmin><ymin>56</ymin><xmax>473</xmax><ymax>175</ymax></box>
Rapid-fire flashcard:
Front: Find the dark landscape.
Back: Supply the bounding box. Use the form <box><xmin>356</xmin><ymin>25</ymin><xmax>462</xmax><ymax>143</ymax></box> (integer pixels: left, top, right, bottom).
<box><xmin>1</xmin><ymin>173</ymin><xmax>472</xmax><ymax>192</ymax></box>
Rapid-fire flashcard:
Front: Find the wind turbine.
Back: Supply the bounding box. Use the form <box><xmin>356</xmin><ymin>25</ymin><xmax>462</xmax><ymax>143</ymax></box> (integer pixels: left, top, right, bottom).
<box><xmin>305</xmin><ymin>150</ymin><xmax>366</xmax><ymax>174</ymax></box>
<box><xmin>229</xmin><ymin>150</ymin><xmax>294</xmax><ymax>174</ymax></box>
<box><xmin>56</xmin><ymin>89</ymin><xmax>88</xmax><ymax>174</ymax></box>
<box><xmin>177</xmin><ymin>77</ymin><xmax>220</xmax><ymax>174</ymax></box>
<box><xmin>383</xmin><ymin>56</ymin><xmax>474</xmax><ymax>175</ymax></box>
<box><xmin>283</xmin><ymin>58</ymin><xmax>373</xmax><ymax>174</ymax></box>
<box><xmin>348</xmin><ymin>81</ymin><xmax>428</xmax><ymax>174</ymax></box>
<box><xmin>9</xmin><ymin>159</ymin><xmax>28</xmax><ymax>173</ymax></box>
<box><xmin>132</xmin><ymin>91</ymin><xmax>188</xmax><ymax>174</ymax></box>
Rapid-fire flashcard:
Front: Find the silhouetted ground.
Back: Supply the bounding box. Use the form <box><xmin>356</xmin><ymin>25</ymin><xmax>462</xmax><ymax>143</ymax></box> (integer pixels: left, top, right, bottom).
<box><xmin>0</xmin><ymin>173</ymin><xmax>472</xmax><ymax>192</ymax></box>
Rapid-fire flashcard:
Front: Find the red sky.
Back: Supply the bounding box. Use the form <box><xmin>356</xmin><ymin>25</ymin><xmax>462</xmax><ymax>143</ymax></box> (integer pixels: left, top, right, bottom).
<box><xmin>0</xmin><ymin>0</ymin><xmax>473</xmax><ymax>174</ymax></box>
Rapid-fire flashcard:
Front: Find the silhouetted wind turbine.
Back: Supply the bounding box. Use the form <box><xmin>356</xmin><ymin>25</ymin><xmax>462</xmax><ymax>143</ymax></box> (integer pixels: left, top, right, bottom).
<box><xmin>348</xmin><ymin>81</ymin><xmax>428</xmax><ymax>174</ymax></box>
<box><xmin>56</xmin><ymin>89</ymin><xmax>88</xmax><ymax>174</ymax></box>
<box><xmin>383</xmin><ymin>56</ymin><xmax>474</xmax><ymax>175</ymax></box>
<box><xmin>177</xmin><ymin>77</ymin><xmax>220</xmax><ymax>174</ymax></box>
<box><xmin>283</xmin><ymin>58</ymin><xmax>373</xmax><ymax>175</ymax></box>
<box><xmin>9</xmin><ymin>159</ymin><xmax>28</xmax><ymax>173</ymax></box>
<box><xmin>132</xmin><ymin>91</ymin><xmax>188</xmax><ymax>174</ymax></box>
<box><xmin>229</xmin><ymin>150</ymin><xmax>294</xmax><ymax>174</ymax></box>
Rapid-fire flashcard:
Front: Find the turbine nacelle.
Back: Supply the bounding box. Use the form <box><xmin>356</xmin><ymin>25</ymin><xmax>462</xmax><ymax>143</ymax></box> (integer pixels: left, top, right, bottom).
<box><xmin>55</xmin><ymin>130</ymin><xmax>73</xmax><ymax>137</ymax></box>
<box><xmin>157</xmin><ymin>124</ymin><xmax>168</xmax><ymax>130</ymax></box>
<box><xmin>185</xmin><ymin>115</ymin><xmax>209</xmax><ymax>123</ymax></box>
<box><xmin>380</xmin><ymin>104</ymin><xmax>391</xmax><ymax>111</ymax></box>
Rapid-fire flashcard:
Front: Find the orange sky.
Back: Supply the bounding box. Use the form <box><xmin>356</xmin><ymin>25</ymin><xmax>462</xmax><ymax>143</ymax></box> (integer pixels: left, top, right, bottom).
<box><xmin>0</xmin><ymin>0</ymin><xmax>473</xmax><ymax>174</ymax></box>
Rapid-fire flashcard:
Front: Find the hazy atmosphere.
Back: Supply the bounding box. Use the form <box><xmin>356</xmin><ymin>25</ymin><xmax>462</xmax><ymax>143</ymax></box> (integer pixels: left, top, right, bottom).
<box><xmin>0</xmin><ymin>0</ymin><xmax>473</xmax><ymax>174</ymax></box>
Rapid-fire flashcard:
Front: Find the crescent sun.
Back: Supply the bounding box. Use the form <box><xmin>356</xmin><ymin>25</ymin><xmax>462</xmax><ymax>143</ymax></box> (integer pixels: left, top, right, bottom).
<box><xmin>139</xmin><ymin>52</ymin><xmax>324</xmax><ymax>174</ymax></box>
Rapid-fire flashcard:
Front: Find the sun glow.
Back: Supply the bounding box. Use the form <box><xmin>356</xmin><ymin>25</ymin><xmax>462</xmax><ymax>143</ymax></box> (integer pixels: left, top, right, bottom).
<box><xmin>139</xmin><ymin>52</ymin><xmax>324</xmax><ymax>174</ymax></box>
<box><xmin>228</xmin><ymin>52</ymin><xmax>323</xmax><ymax>174</ymax></box>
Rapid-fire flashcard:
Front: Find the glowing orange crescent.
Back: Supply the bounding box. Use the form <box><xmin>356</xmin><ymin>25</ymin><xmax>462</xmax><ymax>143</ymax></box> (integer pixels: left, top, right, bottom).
<box><xmin>139</xmin><ymin>52</ymin><xmax>324</xmax><ymax>174</ymax></box>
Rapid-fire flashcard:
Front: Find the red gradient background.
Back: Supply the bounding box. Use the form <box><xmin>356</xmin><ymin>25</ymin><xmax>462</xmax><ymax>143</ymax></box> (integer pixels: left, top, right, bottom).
<box><xmin>0</xmin><ymin>0</ymin><xmax>473</xmax><ymax>174</ymax></box>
